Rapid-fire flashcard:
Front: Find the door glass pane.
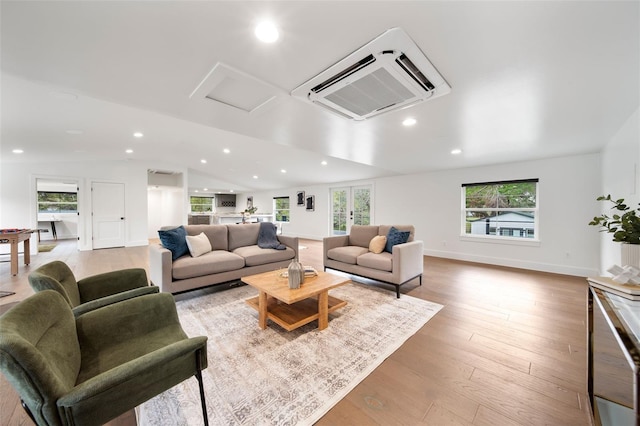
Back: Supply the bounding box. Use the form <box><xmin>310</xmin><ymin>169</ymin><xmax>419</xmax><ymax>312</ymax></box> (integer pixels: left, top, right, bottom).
<box><xmin>353</xmin><ymin>187</ymin><xmax>371</xmax><ymax>226</ymax></box>
<box><xmin>332</xmin><ymin>189</ymin><xmax>347</xmax><ymax>235</ymax></box>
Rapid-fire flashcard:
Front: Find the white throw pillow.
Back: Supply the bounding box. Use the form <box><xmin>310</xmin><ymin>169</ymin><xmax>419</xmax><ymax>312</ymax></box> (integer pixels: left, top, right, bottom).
<box><xmin>369</xmin><ymin>235</ymin><xmax>387</xmax><ymax>254</ymax></box>
<box><xmin>185</xmin><ymin>232</ymin><xmax>212</xmax><ymax>257</ymax></box>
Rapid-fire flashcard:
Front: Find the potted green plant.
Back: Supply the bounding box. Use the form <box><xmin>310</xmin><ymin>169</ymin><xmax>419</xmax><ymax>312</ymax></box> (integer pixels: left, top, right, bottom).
<box><xmin>589</xmin><ymin>195</ymin><xmax>640</xmax><ymax>268</ymax></box>
<box><xmin>589</xmin><ymin>195</ymin><xmax>640</xmax><ymax>243</ymax></box>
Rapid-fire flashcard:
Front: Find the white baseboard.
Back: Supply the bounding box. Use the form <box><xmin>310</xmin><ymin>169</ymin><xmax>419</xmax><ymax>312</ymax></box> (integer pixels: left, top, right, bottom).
<box><xmin>126</xmin><ymin>240</ymin><xmax>149</xmax><ymax>248</ymax></box>
<box><xmin>424</xmin><ymin>248</ymin><xmax>598</xmax><ymax>277</ymax></box>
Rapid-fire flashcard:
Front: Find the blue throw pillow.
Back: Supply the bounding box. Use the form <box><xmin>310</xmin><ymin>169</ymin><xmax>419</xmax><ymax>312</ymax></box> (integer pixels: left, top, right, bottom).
<box><xmin>158</xmin><ymin>226</ymin><xmax>189</xmax><ymax>261</ymax></box>
<box><xmin>385</xmin><ymin>226</ymin><xmax>410</xmax><ymax>253</ymax></box>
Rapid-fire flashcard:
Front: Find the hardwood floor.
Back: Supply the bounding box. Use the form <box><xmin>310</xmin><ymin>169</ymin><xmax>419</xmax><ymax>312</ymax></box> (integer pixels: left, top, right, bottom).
<box><xmin>0</xmin><ymin>238</ymin><xmax>591</xmax><ymax>425</ymax></box>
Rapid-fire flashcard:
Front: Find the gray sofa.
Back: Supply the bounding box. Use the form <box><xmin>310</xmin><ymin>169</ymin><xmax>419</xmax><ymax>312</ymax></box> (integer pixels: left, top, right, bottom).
<box><xmin>323</xmin><ymin>225</ymin><xmax>423</xmax><ymax>297</ymax></box>
<box><xmin>149</xmin><ymin>223</ymin><xmax>298</xmax><ymax>294</ymax></box>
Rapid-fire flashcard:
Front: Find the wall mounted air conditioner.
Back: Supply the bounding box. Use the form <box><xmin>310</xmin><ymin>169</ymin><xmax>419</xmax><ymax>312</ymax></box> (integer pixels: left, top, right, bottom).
<box><xmin>291</xmin><ymin>27</ymin><xmax>451</xmax><ymax>121</ymax></box>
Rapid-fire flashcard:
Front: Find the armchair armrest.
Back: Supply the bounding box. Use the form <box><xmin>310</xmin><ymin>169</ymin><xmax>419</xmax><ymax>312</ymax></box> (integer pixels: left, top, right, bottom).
<box><xmin>391</xmin><ymin>240</ymin><xmax>424</xmax><ymax>284</ymax></box>
<box><xmin>58</xmin><ymin>336</ymin><xmax>208</xmax><ymax>425</ymax></box>
<box><xmin>277</xmin><ymin>235</ymin><xmax>299</xmax><ymax>260</ymax></box>
<box><xmin>72</xmin><ymin>286</ymin><xmax>159</xmax><ymax>318</ymax></box>
<box><xmin>148</xmin><ymin>243</ymin><xmax>173</xmax><ymax>292</ymax></box>
<box><xmin>77</xmin><ymin>268</ymin><xmax>149</xmax><ymax>302</ymax></box>
<box><xmin>322</xmin><ymin>235</ymin><xmax>349</xmax><ymax>265</ymax></box>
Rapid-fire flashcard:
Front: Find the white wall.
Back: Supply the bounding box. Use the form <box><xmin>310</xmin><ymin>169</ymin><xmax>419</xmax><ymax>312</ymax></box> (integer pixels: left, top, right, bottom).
<box><xmin>2</xmin><ymin>136</ymin><xmax>626</xmax><ymax>277</ymax></box>
<box><xmin>599</xmin><ymin>108</ymin><xmax>640</xmax><ymax>274</ymax></box>
<box><xmin>147</xmin><ymin>187</ymin><xmax>184</xmax><ymax>238</ymax></box>
<box><xmin>0</xmin><ymin>160</ymin><xmax>152</xmax><ymax>252</ymax></box>
<box><xmin>248</xmin><ymin>153</ymin><xmax>602</xmax><ymax>277</ymax></box>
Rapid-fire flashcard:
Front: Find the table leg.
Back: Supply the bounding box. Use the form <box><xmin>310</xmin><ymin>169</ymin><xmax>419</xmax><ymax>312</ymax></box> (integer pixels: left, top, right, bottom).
<box><xmin>51</xmin><ymin>221</ymin><xmax>57</xmax><ymax>240</ymax></box>
<box><xmin>258</xmin><ymin>291</ymin><xmax>268</xmax><ymax>329</ymax></box>
<box><xmin>318</xmin><ymin>291</ymin><xmax>329</xmax><ymax>330</ymax></box>
<box><xmin>10</xmin><ymin>241</ymin><xmax>18</xmax><ymax>276</ymax></box>
<box><xmin>23</xmin><ymin>237</ymin><xmax>30</xmax><ymax>265</ymax></box>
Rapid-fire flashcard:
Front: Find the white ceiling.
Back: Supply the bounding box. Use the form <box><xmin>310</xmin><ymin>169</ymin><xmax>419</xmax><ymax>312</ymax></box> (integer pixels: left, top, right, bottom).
<box><xmin>1</xmin><ymin>1</ymin><xmax>638</xmax><ymax>194</ymax></box>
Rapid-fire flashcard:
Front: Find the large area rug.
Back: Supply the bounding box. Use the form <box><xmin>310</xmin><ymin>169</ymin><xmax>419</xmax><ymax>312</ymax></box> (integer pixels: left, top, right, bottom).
<box><xmin>137</xmin><ymin>282</ymin><xmax>443</xmax><ymax>425</ymax></box>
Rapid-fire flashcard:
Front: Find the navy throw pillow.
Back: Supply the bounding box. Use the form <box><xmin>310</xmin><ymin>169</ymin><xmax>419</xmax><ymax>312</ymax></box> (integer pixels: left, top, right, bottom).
<box><xmin>158</xmin><ymin>226</ymin><xmax>189</xmax><ymax>261</ymax></box>
<box><xmin>385</xmin><ymin>226</ymin><xmax>410</xmax><ymax>253</ymax></box>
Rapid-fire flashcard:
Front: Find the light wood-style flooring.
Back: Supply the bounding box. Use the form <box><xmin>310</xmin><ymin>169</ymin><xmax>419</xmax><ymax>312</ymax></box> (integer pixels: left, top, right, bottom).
<box><xmin>0</xmin><ymin>238</ymin><xmax>591</xmax><ymax>425</ymax></box>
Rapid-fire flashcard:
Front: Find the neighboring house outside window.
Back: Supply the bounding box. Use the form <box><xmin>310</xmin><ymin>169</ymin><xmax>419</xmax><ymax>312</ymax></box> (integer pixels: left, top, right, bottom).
<box><xmin>190</xmin><ymin>196</ymin><xmax>213</xmax><ymax>213</ymax></box>
<box><xmin>37</xmin><ymin>191</ymin><xmax>78</xmax><ymax>213</ymax></box>
<box><xmin>462</xmin><ymin>179</ymin><xmax>538</xmax><ymax>240</ymax></box>
<box><xmin>273</xmin><ymin>196</ymin><xmax>290</xmax><ymax>222</ymax></box>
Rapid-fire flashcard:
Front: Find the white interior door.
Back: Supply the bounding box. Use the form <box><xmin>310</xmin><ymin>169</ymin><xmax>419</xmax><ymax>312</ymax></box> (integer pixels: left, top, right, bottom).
<box><xmin>92</xmin><ymin>182</ymin><xmax>125</xmax><ymax>249</ymax></box>
<box><xmin>330</xmin><ymin>185</ymin><xmax>372</xmax><ymax>236</ymax></box>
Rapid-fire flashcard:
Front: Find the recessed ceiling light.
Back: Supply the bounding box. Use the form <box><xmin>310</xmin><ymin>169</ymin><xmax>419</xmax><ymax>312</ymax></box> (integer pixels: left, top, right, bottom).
<box><xmin>223</xmin><ymin>148</ymin><xmax>230</xmax><ymax>154</ymax></box>
<box><xmin>321</xmin><ymin>161</ymin><xmax>328</xmax><ymax>166</ymax></box>
<box><xmin>281</xmin><ymin>169</ymin><xmax>287</xmax><ymax>173</ymax></box>
<box><xmin>230</xmin><ymin>189</ymin><xmax>234</xmax><ymax>193</ymax></box>
<box><xmin>65</xmin><ymin>129</ymin><xmax>84</xmax><ymax>135</ymax></box>
<box><xmin>125</xmin><ymin>149</ymin><xmax>133</xmax><ymax>154</ymax></box>
<box><xmin>255</xmin><ymin>21</ymin><xmax>279</xmax><ymax>43</ymax></box>
<box><xmin>451</xmin><ymin>148</ymin><xmax>462</xmax><ymax>155</ymax></box>
<box><xmin>253</xmin><ymin>175</ymin><xmax>258</xmax><ymax>179</ymax></box>
<box><xmin>203</xmin><ymin>188</ymin><xmax>208</xmax><ymax>191</ymax></box>
<box><xmin>133</xmin><ymin>132</ymin><xmax>144</xmax><ymax>138</ymax></box>
<box><xmin>201</xmin><ymin>159</ymin><xmax>207</xmax><ymax>164</ymax></box>
<box><xmin>402</xmin><ymin>118</ymin><xmax>417</xmax><ymax>126</ymax></box>
<box><xmin>195</xmin><ymin>190</ymin><xmax>199</xmax><ymax>193</ymax></box>
<box><xmin>12</xmin><ymin>149</ymin><xmax>24</xmax><ymax>154</ymax></box>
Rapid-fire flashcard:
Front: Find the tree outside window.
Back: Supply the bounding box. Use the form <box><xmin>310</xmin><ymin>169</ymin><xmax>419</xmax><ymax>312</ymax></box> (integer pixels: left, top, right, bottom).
<box><xmin>463</xmin><ymin>179</ymin><xmax>538</xmax><ymax>240</ymax></box>
<box><xmin>38</xmin><ymin>192</ymin><xmax>77</xmax><ymax>213</ymax></box>
<box><xmin>190</xmin><ymin>196</ymin><xmax>213</xmax><ymax>213</ymax></box>
<box><xmin>273</xmin><ymin>197</ymin><xmax>290</xmax><ymax>222</ymax></box>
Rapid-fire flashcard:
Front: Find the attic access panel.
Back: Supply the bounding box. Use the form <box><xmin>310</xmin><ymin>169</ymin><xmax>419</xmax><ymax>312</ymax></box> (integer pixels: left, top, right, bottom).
<box><xmin>291</xmin><ymin>27</ymin><xmax>451</xmax><ymax>121</ymax></box>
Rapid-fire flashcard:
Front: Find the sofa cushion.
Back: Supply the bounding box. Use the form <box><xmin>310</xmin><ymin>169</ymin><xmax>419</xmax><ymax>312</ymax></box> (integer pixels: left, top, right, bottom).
<box><xmin>348</xmin><ymin>225</ymin><xmax>380</xmax><ymax>248</ymax></box>
<box><xmin>357</xmin><ymin>252</ymin><xmax>393</xmax><ymax>272</ymax></box>
<box><xmin>385</xmin><ymin>226</ymin><xmax>411</xmax><ymax>253</ymax></box>
<box><xmin>158</xmin><ymin>226</ymin><xmax>189</xmax><ymax>261</ymax></box>
<box><xmin>327</xmin><ymin>246</ymin><xmax>369</xmax><ymax>265</ymax></box>
<box><xmin>172</xmin><ymin>250</ymin><xmax>245</xmax><ymax>280</ymax></box>
<box><xmin>228</xmin><ymin>223</ymin><xmax>260</xmax><ymax>251</ymax></box>
<box><xmin>185</xmin><ymin>225</ymin><xmax>228</xmax><ymax>251</ymax></box>
<box><xmin>233</xmin><ymin>245</ymin><xmax>295</xmax><ymax>267</ymax></box>
<box><xmin>379</xmin><ymin>225</ymin><xmax>415</xmax><ymax>242</ymax></box>
<box><xmin>185</xmin><ymin>232</ymin><xmax>212</xmax><ymax>257</ymax></box>
<box><xmin>369</xmin><ymin>235</ymin><xmax>387</xmax><ymax>254</ymax></box>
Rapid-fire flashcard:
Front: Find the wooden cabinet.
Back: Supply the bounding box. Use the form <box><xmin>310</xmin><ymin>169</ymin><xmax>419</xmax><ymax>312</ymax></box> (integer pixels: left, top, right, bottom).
<box><xmin>215</xmin><ymin>194</ymin><xmax>236</xmax><ymax>207</ymax></box>
<box><xmin>188</xmin><ymin>215</ymin><xmax>211</xmax><ymax>225</ymax></box>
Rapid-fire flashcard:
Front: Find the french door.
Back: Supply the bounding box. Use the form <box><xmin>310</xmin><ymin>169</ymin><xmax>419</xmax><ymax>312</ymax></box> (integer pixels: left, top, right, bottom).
<box><xmin>330</xmin><ymin>185</ymin><xmax>372</xmax><ymax>236</ymax></box>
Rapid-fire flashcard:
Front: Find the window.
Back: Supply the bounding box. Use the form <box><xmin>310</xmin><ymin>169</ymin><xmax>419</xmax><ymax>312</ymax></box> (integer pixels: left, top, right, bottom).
<box><xmin>273</xmin><ymin>196</ymin><xmax>290</xmax><ymax>222</ymax></box>
<box><xmin>37</xmin><ymin>191</ymin><xmax>77</xmax><ymax>213</ymax></box>
<box><xmin>462</xmin><ymin>179</ymin><xmax>538</xmax><ymax>240</ymax></box>
<box><xmin>190</xmin><ymin>196</ymin><xmax>213</xmax><ymax>213</ymax></box>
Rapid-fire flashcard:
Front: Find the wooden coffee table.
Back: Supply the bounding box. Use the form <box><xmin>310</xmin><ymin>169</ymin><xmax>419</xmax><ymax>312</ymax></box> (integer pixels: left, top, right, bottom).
<box><xmin>242</xmin><ymin>269</ymin><xmax>350</xmax><ymax>331</ymax></box>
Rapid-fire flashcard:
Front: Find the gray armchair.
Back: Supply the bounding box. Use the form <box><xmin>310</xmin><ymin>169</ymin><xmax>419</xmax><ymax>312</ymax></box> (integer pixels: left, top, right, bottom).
<box><xmin>28</xmin><ymin>260</ymin><xmax>158</xmax><ymax>317</ymax></box>
<box><xmin>0</xmin><ymin>290</ymin><xmax>208</xmax><ymax>426</ymax></box>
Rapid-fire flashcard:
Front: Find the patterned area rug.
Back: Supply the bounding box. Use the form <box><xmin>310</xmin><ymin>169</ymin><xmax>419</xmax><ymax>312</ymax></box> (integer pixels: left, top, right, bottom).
<box><xmin>137</xmin><ymin>282</ymin><xmax>442</xmax><ymax>425</ymax></box>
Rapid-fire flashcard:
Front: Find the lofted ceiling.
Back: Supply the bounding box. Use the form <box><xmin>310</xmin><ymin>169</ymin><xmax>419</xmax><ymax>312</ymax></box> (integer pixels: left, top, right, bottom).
<box><xmin>1</xmin><ymin>1</ymin><xmax>638</xmax><ymax>194</ymax></box>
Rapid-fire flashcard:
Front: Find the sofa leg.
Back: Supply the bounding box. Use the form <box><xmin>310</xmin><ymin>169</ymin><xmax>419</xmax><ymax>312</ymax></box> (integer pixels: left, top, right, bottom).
<box><xmin>196</xmin><ymin>352</ymin><xmax>209</xmax><ymax>426</ymax></box>
<box><xmin>396</xmin><ymin>285</ymin><xmax>400</xmax><ymax>298</ymax></box>
<box><xmin>420</xmin><ymin>275</ymin><xmax>422</xmax><ymax>286</ymax></box>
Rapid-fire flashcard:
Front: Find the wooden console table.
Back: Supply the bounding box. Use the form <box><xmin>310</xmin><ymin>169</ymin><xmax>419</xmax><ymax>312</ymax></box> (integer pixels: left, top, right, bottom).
<box><xmin>0</xmin><ymin>229</ymin><xmax>33</xmax><ymax>276</ymax></box>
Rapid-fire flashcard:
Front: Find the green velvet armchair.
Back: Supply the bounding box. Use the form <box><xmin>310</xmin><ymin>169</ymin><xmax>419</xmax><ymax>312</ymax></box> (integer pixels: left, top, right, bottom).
<box><xmin>0</xmin><ymin>290</ymin><xmax>209</xmax><ymax>426</ymax></box>
<box><xmin>28</xmin><ymin>260</ymin><xmax>158</xmax><ymax>317</ymax></box>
